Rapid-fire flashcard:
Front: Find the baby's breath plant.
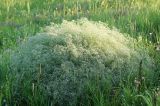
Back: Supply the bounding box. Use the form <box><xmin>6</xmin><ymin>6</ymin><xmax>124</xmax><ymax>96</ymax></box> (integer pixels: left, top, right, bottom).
<box><xmin>10</xmin><ymin>19</ymin><xmax>153</xmax><ymax>105</ymax></box>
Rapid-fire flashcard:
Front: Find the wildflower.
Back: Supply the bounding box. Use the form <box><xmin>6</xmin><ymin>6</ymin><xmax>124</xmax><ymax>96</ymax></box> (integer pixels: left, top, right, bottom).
<box><xmin>149</xmin><ymin>32</ymin><xmax>153</xmax><ymax>36</ymax></box>
<box><xmin>155</xmin><ymin>45</ymin><xmax>160</xmax><ymax>51</ymax></box>
<box><xmin>134</xmin><ymin>78</ymin><xmax>140</xmax><ymax>88</ymax></box>
<box><xmin>10</xmin><ymin>18</ymin><xmax>153</xmax><ymax>105</ymax></box>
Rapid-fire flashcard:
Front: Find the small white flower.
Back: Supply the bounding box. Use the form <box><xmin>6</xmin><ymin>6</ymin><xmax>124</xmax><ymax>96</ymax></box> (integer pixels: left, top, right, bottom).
<box><xmin>156</xmin><ymin>45</ymin><xmax>160</xmax><ymax>51</ymax></box>
<box><xmin>149</xmin><ymin>32</ymin><xmax>152</xmax><ymax>35</ymax></box>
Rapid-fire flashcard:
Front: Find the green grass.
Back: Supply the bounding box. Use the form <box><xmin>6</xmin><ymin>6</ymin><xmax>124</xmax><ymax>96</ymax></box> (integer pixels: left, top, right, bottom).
<box><xmin>0</xmin><ymin>0</ymin><xmax>160</xmax><ymax>50</ymax></box>
<box><xmin>0</xmin><ymin>0</ymin><xmax>160</xmax><ymax>106</ymax></box>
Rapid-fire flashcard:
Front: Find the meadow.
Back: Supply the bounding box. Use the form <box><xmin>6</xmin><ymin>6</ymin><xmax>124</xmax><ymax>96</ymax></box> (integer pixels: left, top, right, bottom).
<box><xmin>0</xmin><ymin>0</ymin><xmax>160</xmax><ymax>106</ymax></box>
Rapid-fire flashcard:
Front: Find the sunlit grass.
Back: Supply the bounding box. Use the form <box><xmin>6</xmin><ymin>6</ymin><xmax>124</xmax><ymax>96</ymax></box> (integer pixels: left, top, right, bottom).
<box><xmin>0</xmin><ymin>0</ymin><xmax>159</xmax><ymax>51</ymax></box>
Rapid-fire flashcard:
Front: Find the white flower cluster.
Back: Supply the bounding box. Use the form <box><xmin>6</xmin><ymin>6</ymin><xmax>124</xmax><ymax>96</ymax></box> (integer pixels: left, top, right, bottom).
<box><xmin>10</xmin><ymin>18</ymin><xmax>153</xmax><ymax>105</ymax></box>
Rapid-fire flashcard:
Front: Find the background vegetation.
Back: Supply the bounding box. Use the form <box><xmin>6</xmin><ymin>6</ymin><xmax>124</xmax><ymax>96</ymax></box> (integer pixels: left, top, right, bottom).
<box><xmin>0</xmin><ymin>0</ymin><xmax>160</xmax><ymax>106</ymax></box>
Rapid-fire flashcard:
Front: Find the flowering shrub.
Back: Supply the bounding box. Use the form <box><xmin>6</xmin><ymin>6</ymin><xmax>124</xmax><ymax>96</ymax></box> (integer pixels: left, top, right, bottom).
<box><xmin>10</xmin><ymin>19</ymin><xmax>153</xmax><ymax>105</ymax></box>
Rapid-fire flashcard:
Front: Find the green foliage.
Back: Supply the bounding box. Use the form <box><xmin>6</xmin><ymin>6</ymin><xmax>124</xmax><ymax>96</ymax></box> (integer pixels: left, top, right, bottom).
<box><xmin>0</xmin><ymin>0</ymin><xmax>159</xmax><ymax>106</ymax></box>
